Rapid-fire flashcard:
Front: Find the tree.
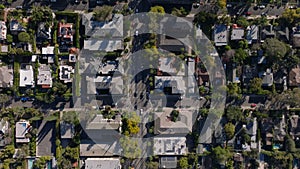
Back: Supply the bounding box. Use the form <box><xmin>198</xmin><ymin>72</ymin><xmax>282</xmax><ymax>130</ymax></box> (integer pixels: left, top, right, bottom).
<box><xmin>249</xmin><ymin>78</ymin><xmax>263</xmax><ymax>94</ymax></box>
<box><xmin>6</xmin><ymin>34</ymin><xmax>13</xmax><ymax>43</ymax></box>
<box><xmin>227</xmin><ymin>82</ymin><xmax>242</xmax><ymax>100</ymax></box>
<box><xmin>194</xmin><ymin>12</ymin><xmax>217</xmax><ymax>36</ymax></box>
<box><xmin>0</xmin><ymin>94</ymin><xmax>10</xmax><ymax>109</ymax></box>
<box><xmin>93</xmin><ymin>5</ymin><xmax>113</xmax><ymax>22</ymax></box>
<box><xmin>122</xmin><ymin>112</ymin><xmax>140</xmax><ymax>136</ymax></box>
<box><xmin>236</xmin><ymin>17</ymin><xmax>249</xmax><ymax>28</ymax></box>
<box><xmin>217</xmin><ymin>0</ymin><xmax>226</xmax><ymax>9</ymax></box>
<box><xmin>279</xmin><ymin>8</ymin><xmax>300</xmax><ymax>28</ymax></box>
<box><xmin>18</xmin><ymin>32</ymin><xmax>30</xmax><ymax>43</ymax></box>
<box><xmin>170</xmin><ymin>110</ymin><xmax>179</xmax><ymax>122</ymax></box>
<box><xmin>233</xmin><ymin>48</ymin><xmax>248</xmax><ymax>64</ymax></box>
<box><xmin>120</xmin><ymin>136</ymin><xmax>141</xmax><ymax>159</ymax></box>
<box><xmin>146</xmin><ymin>161</ymin><xmax>159</xmax><ymax>169</ymax></box>
<box><xmin>33</xmin><ymin>156</ymin><xmax>51</xmax><ymax>169</ymax></box>
<box><xmin>211</xmin><ymin>146</ymin><xmax>232</xmax><ymax>165</ymax></box>
<box><xmin>30</xmin><ymin>6</ymin><xmax>53</xmax><ymax>29</ymax></box>
<box><xmin>226</xmin><ymin>106</ymin><xmax>243</xmax><ymax>122</ymax></box>
<box><xmin>262</xmin><ymin>38</ymin><xmax>287</xmax><ymax>62</ymax></box>
<box><xmin>285</xmin><ymin>136</ymin><xmax>296</xmax><ymax>153</ymax></box>
<box><xmin>150</xmin><ymin>6</ymin><xmax>165</xmax><ymax>13</ymax></box>
<box><xmin>171</xmin><ymin>7</ymin><xmax>188</xmax><ymax>17</ymax></box>
<box><xmin>179</xmin><ymin>157</ymin><xmax>189</xmax><ymax>169</ymax></box>
<box><xmin>224</xmin><ymin>122</ymin><xmax>235</xmax><ymax>141</ymax></box>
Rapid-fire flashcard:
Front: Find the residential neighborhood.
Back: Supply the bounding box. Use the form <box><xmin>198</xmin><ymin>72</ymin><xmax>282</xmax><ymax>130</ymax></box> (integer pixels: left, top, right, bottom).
<box><xmin>1</xmin><ymin>0</ymin><xmax>300</xmax><ymax>169</ymax></box>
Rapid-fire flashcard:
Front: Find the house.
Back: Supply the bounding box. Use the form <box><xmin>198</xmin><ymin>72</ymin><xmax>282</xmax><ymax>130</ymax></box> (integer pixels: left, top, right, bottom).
<box><xmin>277</xmin><ymin>27</ymin><xmax>289</xmax><ymax>43</ymax></box>
<box><xmin>15</xmin><ymin>120</ymin><xmax>30</xmax><ymax>143</ymax></box>
<box><xmin>231</xmin><ymin>24</ymin><xmax>244</xmax><ymax>40</ymax></box>
<box><xmin>289</xmin><ymin>65</ymin><xmax>300</xmax><ymax>87</ymax></box>
<box><xmin>273</xmin><ymin>115</ymin><xmax>286</xmax><ymax>143</ymax></box>
<box><xmin>0</xmin><ymin>21</ymin><xmax>7</xmax><ymax>41</ymax></box>
<box><xmin>60</xmin><ymin>122</ymin><xmax>74</xmax><ymax>139</ymax></box>
<box><xmin>9</xmin><ymin>20</ymin><xmax>25</xmax><ymax>34</ymax></box>
<box><xmin>85</xmin><ymin>114</ymin><xmax>122</xmax><ymax>130</ymax></box>
<box><xmin>19</xmin><ymin>64</ymin><xmax>35</xmax><ymax>87</ymax></box>
<box><xmin>42</xmin><ymin>46</ymin><xmax>55</xmax><ymax>55</ymax></box>
<box><xmin>273</xmin><ymin>69</ymin><xmax>287</xmax><ymax>90</ymax></box>
<box><xmin>37</xmin><ymin>64</ymin><xmax>52</xmax><ymax>88</ymax></box>
<box><xmin>80</xmin><ymin>137</ymin><xmax>121</xmax><ymax>157</ymax></box>
<box><xmin>0</xmin><ymin>65</ymin><xmax>13</xmax><ymax>88</ymax></box>
<box><xmin>83</xmin><ymin>158</ymin><xmax>121</xmax><ymax>169</ymax></box>
<box><xmin>154</xmin><ymin>108</ymin><xmax>195</xmax><ymax>135</ymax></box>
<box><xmin>259</xmin><ymin>68</ymin><xmax>273</xmax><ymax>87</ymax></box>
<box><xmin>82</xmin><ymin>13</ymin><xmax>123</xmax><ymax>52</ymax></box>
<box><xmin>59</xmin><ymin>65</ymin><xmax>74</xmax><ymax>83</ymax></box>
<box><xmin>242</xmin><ymin>65</ymin><xmax>257</xmax><ymax>87</ymax></box>
<box><xmin>158</xmin><ymin>17</ymin><xmax>192</xmax><ymax>53</ymax></box>
<box><xmin>86</xmin><ymin>76</ymin><xmax>124</xmax><ymax>95</ymax></box>
<box><xmin>69</xmin><ymin>54</ymin><xmax>76</xmax><ymax>63</ymax></box>
<box><xmin>261</xmin><ymin>25</ymin><xmax>275</xmax><ymax>42</ymax></box>
<box><xmin>246</xmin><ymin>25</ymin><xmax>259</xmax><ymax>44</ymax></box>
<box><xmin>153</xmin><ymin>137</ymin><xmax>187</xmax><ymax>155</ymax></box>
<box><xmin>36</xmin><ymin>23</ymin><xmax>51</xmax><ymax>44</ymax></box>
<box><xmin>58</xmin><ymin>22</ymin><xmax>73</xmax><ymax>45</ymax></box>
<box><xmin>99</xmin><ymin>61</ymin><xmax>120</xmax><ymax>75</ymax></box>
<box><xmin>289</xmin><ymin>115</ymin><xmax>300</xmax><ymax>140</ymax></box>
<box><xmin>293</xmin><ymin>26</ymin><xmax>300</xmax><ymax>48</ymax></box>
<box><xmin>246</xmin><ymin>117</ymin><xmax>258</xmax><ymax>149</ymax></box>
<box><xmin>1</xmin><ymin>45</ymin><xmax>8</xmax><ymax>53</ymax></box>
<box><xmin>261</xmin><ymin>118</ymin><xmax>274</xmax><ymax>146</ymax></box>
<box><xmin>213</xmin><ymin>25</ymin><xmax>228</xmax><ymax>46</ymax></box>
<box><xmin>154</xmin><ymin>76</ymin><xmax>185</xmax><ymax>95</ymax></box>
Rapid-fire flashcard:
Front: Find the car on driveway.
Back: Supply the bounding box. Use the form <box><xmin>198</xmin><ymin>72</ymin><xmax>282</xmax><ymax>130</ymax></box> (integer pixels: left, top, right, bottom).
<box><xmin>250</xmin><ymin>103</ymin><xmax>257</xmax><ymax>108</ymax></box>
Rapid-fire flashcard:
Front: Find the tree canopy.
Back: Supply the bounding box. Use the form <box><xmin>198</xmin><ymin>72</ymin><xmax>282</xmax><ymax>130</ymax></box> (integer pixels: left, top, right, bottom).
<box><xmin>211</xmin><ymin>146</ymin><xmax>232</xmax><ymax>165</ymax></box>
<box><xmin>30</xmin><ymin>6</ymin><xmax>53</xmax><ymax>28</ymax></box>
<box><xmin>226</xmin><ymin>106</ymin><xmax>243</xmax><ymax>122</ymax></box>
<box><xmin>150</xmin><ymin>6</ymin><xmax>165</xmax><ymax>13</ymax></box>
<box><xmin>262</xmin><ymin>38</ymin><xmax>287</xmax><ymax>62</ymax></box>
<box><xmin>93</xmin><ymin>5</ymin><xmax>113</xmax><ymax>22</ymax></box>
<box><xmin>224</xmin><ymin>122</ymin><xmax>235</xmax><ymax>140</ymax></box>
<box><xmin>18</xmin><ymin>32</ymin><xmax>30</xmax><ymax>43</ymax></box>
<box><xmin>249</xmin><ymin>78</ymin><xmax>263</xmax><ymax>94</ymax></box>
<box><xmin>233</xmin><ymin>48</ymin><xmax>248</xmax><ymax>64</ymax></box>
<box><xmin>194</xmin><ymin>12</ymin><xmax>217</xmax><ymax>36</ymax></box>
<box><xmin>178</xmin><ymin>157</ymin><xmax>189</xmax><ymax>169</ymax></box>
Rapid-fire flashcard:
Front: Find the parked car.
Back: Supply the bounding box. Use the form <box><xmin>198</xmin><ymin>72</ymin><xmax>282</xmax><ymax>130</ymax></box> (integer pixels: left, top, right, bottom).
<box><xmin>250</xmin><ymin>103</ymin><xmax>257</xmax><ymax>108</ymax></box>
<box><xmin>259</xmin><ymin>5</ymin><xmax>266</xmax><ymax>9</ymax></box>
<box><xmin>193</xmin><ymin>3</ymin><xmax>200</xmax><ymax>8</ymax></box>
<box><xmin>226</xmin><ymin>4</ymin><xmax>232</xmax><ymax>8</ymax></box>
<box><xmin>96</xmin><ymin>0</ymin><xmax>104</xmax><ymax>5</ymax></box>
<box><xmin>21</xmin><ymin>97</ymin><xmax>28</xmax><ymax>102</ymax></box>
<box><xmin>75</xmin><ymin>0</ymin><xmax>80</xmax><ymax>4</ymax></box>
<box><xmin>245</xmin><ymin>11</ymin><xmax>252</xmax><ymax>16</ymax></box>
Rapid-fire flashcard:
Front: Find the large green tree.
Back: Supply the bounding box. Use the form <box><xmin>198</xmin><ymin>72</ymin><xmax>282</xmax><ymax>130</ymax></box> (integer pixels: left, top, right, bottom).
<box><xmin>150</xmin><ymin>6</ymin><xmax>165</xmax><ymax>13</ymax></box>
<box><xmin>178</xmin><ymin>157</ymin><xmax>189</xmax><ymax>169</ymax></box>
<box><xmin>18</xmin><ymin>32</ymin><xmax>30</xmax><ymax>43</ymax></box>
<box><xmin>233</xmin><ymin>48</ymin><xmax>248</xmax><ymax>64</ymax></box>
<box><xmin>211</xmin><ymin>146</ymin><xmax>232</xmax><ymax>165</ymax></box>
<box><xmin>30</xmin><ymin>6</ymin><xmax>53</xmax><ymax>28</ymax></box>
<box><xmin>194</xmin><ymin>12</ymin><xmax>217</xmax><ymax>37</ymax></box>
<box><xmin>226</xmin><ymin>106</ymin><xmax>243</xmax><ymax>122</ymax></box>
<box><xmin>224</xmin><ymin>122</ymin><xmax>235</xmax><ymax>141</ymax></box>
<box><xmin>262</xmin><ymin>38</ymin><xmax>287</xmax><ymax>62</ymax></box>
<box><xmin>249</xmin><ymin>78</ymin><xmax>263</xmax><ymax>94</ymax></box>
<box><xmin>93</xmin><ymin>5</ymin><xmax>113</xmax><ymax>22</ymax></box>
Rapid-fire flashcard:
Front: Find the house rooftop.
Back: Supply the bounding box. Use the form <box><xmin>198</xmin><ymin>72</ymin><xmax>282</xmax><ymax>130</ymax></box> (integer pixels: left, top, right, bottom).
<box><xmin>155</xmin><ymin>76</ymin><xmax>185</xmax><ymax>95</ymax></box>
<box><xmin>159</xmin><ymin>156</ymin><xmax>177</xmax><ymax>169</ymax></box>
<box><xmin>153</xmin><ymin>137</ymin><xmax>186</xmax><ymax>155</ymax></box>
<box><xmin>60</xmin><ymin>122</ymin><xmax>74</xmax><ymax>139</ymax></box>
<box><xmin>15</xmin><ymin>120</ymin><xmax>30</xmax><ymax>143</ymax></box>
<box><xmin>37</xmin><ymin>22</ymin><xmax>51</xmax><ymax>41</ymax></box>
<box><xmin>85</xmin><ymin>158</ymin><xmax>121</xmax><ymax>169</ymax></box>
<box><xmin>154</xmin><ymin>108</ymin><xmax>195</xmax><ymax>135</ymax></box>
<box><xmin>86</xmin><ymin>114</ymin><xmax>121</xmax><ymax>130</ymax></box>
<box><xmin>42</xmin><ymin>46</ymin><xmax>54</xmax><ymax>55</ymax></box>
<box><xmin>0</xmin><ymin>65</ymin><xmax>13</xmax><ymax>88</ymax></box>
<box><xmin>86</xmin><ymin>75</ymin><xmax>124</xmax><ymax>95</ymax></box>
<box><xmin>80</xmin><ymin>138</ymin><xmax>121</xmax><ymax>157</ymax></box>
<box><xmin>59</xmin><ymin>65</ymin><xmax>74</xmax><ymax>83</ymax></box>
<box><xmin>231</xmin><ymin>26</ymin><xmax>244</xmax><ymax>40</ymax></box>
<box><xmin>246</xmin><ymin>25</ymin><xmax>259</xmax><ymax>44</ymax></box>
<box><xmin>83</xmin><ymin>39</ymin><xmax>123</xmax><ymax>52</ymax></box>
<box><xmin>289</xmin><ymin>65</ymin><xmax>300</xmax><ymax>87</ymax></box>
<box><xmin>260</xmin><ymin>68</ymin><xmax>273</xmax><ymax>87</ymax></box>
<box><xmin>19</xmin><ymin>65</ymin><xmax>34</xmax><ymax>87</ymax></box>
<box><xmin>37</xmin><ymin>64</ymin><xmax>52</xmax><ymax>88</ymax></box>
<box><xmin>10</xmin><ymin>20</ymin><xmax>25</xmax><ymax>32</ymax></box>
<box><xmin>213</xmin><ymin>25</ymin><xmax>228</xmax><ymax>46</ymax></box>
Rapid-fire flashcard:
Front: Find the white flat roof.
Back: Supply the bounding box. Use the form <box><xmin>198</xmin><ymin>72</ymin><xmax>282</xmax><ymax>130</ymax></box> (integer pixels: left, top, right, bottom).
<box><xmin>19</xmin><ymin>65</ymin><xmax>34</xmax><ymax>87</ymax></box>
<box><xmin>84</xmin><ymin>39</ymin><xmax>122</xmax><ymax>52</ymax></box>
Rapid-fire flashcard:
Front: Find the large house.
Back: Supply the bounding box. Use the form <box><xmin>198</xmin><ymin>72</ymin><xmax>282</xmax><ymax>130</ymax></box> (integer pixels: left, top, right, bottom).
<box><xmin>15</xmin><ymin>120</ymin><xmax>30</xmax><ymax>143</ymax></box>
<box><xmin>289</xmin><ymin>65</ymin><xmax>300</xmax><ymax>87</ymax></box>
<box><xmin>37</xmin><ymin>64</ymin><xmax>52</xmax><ymax>88</ymax></box>
<box><xmin>19</xmin><ymin>64</ymin><xmax>35</xmax><ymax>87</ymax></box>
<box><xmin>82</xmin><ymin>13</ymin><xmax>123</xmax><ymax>52</ymax></box>
<box><xmin>213</xmin><ymin>25</ymin><xmax>229</xmax><ymax>46</ymax></box>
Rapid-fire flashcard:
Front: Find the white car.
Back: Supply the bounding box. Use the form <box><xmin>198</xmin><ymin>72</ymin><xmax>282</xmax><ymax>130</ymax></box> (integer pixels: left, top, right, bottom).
<box><xmin>259</xmin><ymin>5</ymin><xmax>266</xmax><ymax>9</ymax></box>
<box><xmin>140</xmin><ymin>109</ymin><xmax>143</xmax><ymax>115</ymax></box>
<box><xmin>135</xmin><ymin>30</ymin><xmax>138</xmax><ymax>36</ymax></box>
